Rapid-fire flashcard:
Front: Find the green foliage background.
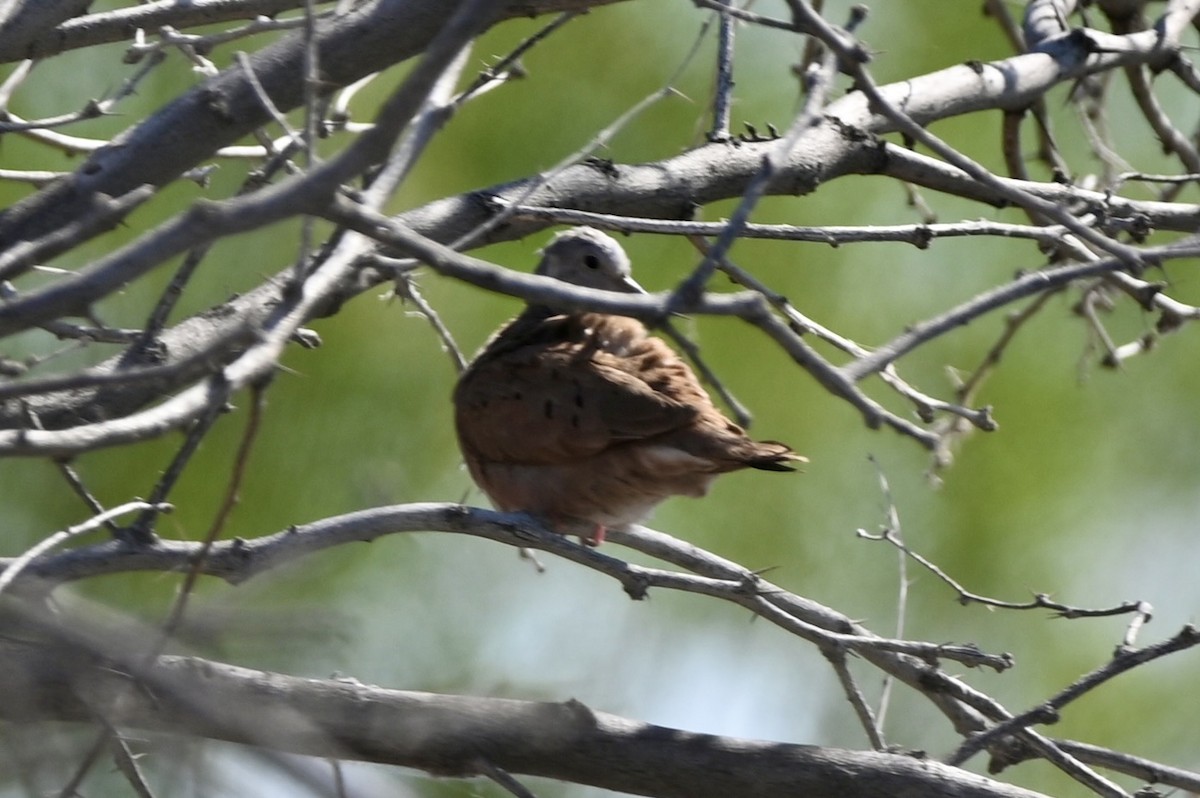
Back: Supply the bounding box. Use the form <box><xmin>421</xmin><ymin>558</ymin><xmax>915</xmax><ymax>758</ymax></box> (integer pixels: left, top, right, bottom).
<box><xmin>1</xmin><ymin>2</ymin><xmax>1198</xmax><ymax>796</ymax></box>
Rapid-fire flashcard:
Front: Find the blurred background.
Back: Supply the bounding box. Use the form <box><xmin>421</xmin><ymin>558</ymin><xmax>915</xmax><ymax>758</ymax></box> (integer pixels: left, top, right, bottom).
<box><xmin>1</xmin><ymin>1</ymin><xmax>1198</xmax><ymax>796</ymax></box>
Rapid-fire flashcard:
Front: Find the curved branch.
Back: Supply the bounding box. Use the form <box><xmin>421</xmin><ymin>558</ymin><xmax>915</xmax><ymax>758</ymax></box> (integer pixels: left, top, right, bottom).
<box><xmin>0</xmin><ymin>502</ymin><xmax>1007</xmax><ymax>671</ymax></box>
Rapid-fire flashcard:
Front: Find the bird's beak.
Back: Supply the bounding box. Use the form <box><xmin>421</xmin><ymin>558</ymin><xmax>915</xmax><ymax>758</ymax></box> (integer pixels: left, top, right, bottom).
<box><xmin>621</xmin><ymin>275</ymin><xmax>648</xmax><ymax>294</ymax></box>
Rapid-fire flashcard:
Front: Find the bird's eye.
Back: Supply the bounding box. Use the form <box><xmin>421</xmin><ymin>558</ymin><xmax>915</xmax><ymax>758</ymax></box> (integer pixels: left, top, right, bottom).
<box><xmin>583</xmin><ymin>255</ymin><xmax>600</xmax><ymax>270</ymax></box>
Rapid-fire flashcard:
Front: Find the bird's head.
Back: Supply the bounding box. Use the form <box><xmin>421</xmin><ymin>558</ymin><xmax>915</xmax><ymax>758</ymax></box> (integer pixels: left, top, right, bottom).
<box><xmin>535</xmin><ymin>227</ymin><xmax>645</xmax><ymax>294</ymax></box>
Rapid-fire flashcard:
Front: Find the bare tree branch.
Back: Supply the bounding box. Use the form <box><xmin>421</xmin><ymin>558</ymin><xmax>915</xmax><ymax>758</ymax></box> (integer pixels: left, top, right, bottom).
<box><xmin>0</xmin><ymin>637</ymin><xmax>1055</xmax><ymax>798</ymax></box>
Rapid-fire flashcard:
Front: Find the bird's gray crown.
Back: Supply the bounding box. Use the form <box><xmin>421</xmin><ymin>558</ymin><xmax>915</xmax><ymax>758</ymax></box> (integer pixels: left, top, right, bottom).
<box><xmin>535</xmin><ymin>227</ymin><xmax>642</xmax><ymax>294</ymax></box>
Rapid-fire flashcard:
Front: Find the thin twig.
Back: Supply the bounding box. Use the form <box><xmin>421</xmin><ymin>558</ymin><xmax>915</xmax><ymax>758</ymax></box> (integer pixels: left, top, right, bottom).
<box><xmin>19</xmin><ymin>405</ymin><xmax>118</xmax><ymax>536</ymax></box>
<box><xmin>56</xmin><ymin>732</ymin><xmax>110</xmax><ymax>798</ymax></box>
<box><xmin>667</xmin><ymin>7</ymin><xmax>852</xmax><ymax>316</ymax></box>
<box><xmin>0</xmin><ymin>501</ymin><xmax>165</xmax><ymax>598</ymax></box>
<box><xmin>393</xmin><ymin>272</ymin><xmax>468</xmax><ymax>372</ymax></box>
<box><xmin>681</xmin><ymin>234</ymin><xmax>995</xmax><ymax>435</ymax></box>
<box><xmin>825</xmin><ymin>650</ymin><xmax>886</xmax><ymax>751</ymax></box>
<box><xmin>855</xmin><ymin>523</ymin><xmax>1152</xmax><ymax>621</ymax></box>
<box><xmin>475</xmin><ymin>758</ymin><xmax>540</xmax><ymax>798</ymax></box>
<box><xmin>0</xmin><ymin>50</ymin><xmax>166</xmax><ymax>134</ymax></box>
<box><xmin>707</xmin><ymin>0</ymin><xmax>735</xmax><ymax>142</ymax></box>
<box><xmin>130</xmin><ymin>392</ymin><xmax>230</xmax><ymax>541</ymax></box>
<box><xmin>866</xmin><ymin>456</ymin><xmax>907</xmax><ymax>735</ymax></box>
<box><xmin>100</xmin><ymin>718</ymin><xmax>158</xmax><ymax>798</ymax></box>
<box><xmin>328</xmin><ymin>759</ymin><xmax>348</xmax><ymax>798</ymax></box>
<box><xmin>1058</xmin><ymin>739</ymin><xmax>1200</xmax><ymax>793</ymax></box>
<box><xmin>297</xmin><ymin>0</ymin><xmax>321</xmax><ymax>284</ymax></box>
<box><xmin>159</xmin><ymin>384</ymin><xmax>268</xmax><ymax>640</ymax></box>
<box><xmin>456</xmin><ymin>12</ymin><xmax>578</xmax><ymax>107</ymax></box>
<box><xmin>948</xmin><ymin>625</ymin><xmax>1200</xmax><ymax>768</ymax></box>
<box><xmin>930</xmin><ymin>288</ymin><xmax>1059</xmax><ymax>470</ymax></box>
<box><xmin>508</xmin><ymin>204</ymin><xmax>1072</xmax><ymax>247</ymax></box>
<box><xmin>449</xmin><ymin>10</ymin><xmax>716</xmax><ymax>252</ymax></box>
<box><xmin>659</xmin><ymin>316</ymin><xmax>751</xmax><ymax>427</ymax></box>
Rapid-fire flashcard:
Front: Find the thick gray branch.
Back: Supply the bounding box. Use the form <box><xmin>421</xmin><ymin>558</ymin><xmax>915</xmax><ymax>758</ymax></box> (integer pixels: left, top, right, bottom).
<box><xmin>0</xmin><ymin>0</ymin><xmax>91</xmax><ymax>61</ymax></box>
<box><xmin>0</xmin><ymin>638</ymin><xmax>1050</xmax><ymax>798</ymax></box>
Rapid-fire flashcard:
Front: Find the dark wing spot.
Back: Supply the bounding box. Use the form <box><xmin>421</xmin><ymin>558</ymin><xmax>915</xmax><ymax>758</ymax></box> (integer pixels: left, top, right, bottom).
<box><xmin>544</xmin><ymin>399</ymin><xmax>554</xmax><ymax>419</ymax></box>
<box><xmin>571</xmin><ymin>414</ymin><xmax>581</xmax><ymax>428</ymax></box>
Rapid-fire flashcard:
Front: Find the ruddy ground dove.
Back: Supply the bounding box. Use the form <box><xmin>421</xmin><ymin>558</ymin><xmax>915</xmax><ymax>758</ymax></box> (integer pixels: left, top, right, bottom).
<box><xmin>453</xmin><ymin>227</ymin><xmax>802</xmax><ymax>545</ymax></box>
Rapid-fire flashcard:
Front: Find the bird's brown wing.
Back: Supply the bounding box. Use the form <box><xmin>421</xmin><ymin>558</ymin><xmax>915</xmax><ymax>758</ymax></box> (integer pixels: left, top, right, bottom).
<box><xmin>454</xmin><ymin>344</ymin><xmax>698</xmax><ymax>465</ymax></box>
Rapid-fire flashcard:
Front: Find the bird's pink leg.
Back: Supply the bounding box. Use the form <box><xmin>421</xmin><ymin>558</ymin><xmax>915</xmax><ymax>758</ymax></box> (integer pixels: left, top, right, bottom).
<box><xmin>585</xmin><ymin>524</ymin><xmax>607</xmax><ymax>547</ymax></box>
<box><xmin>544</xmin><ymin>514</ymin><xmax>606</xmax><ymax>547</ymax></box>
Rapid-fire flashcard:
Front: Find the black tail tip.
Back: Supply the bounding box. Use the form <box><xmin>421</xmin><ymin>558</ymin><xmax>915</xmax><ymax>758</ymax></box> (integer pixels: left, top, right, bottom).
<box><xmin>749</xmin><ymin>444</ymin><xmax>806</xmax><ymax>473</ymax></box>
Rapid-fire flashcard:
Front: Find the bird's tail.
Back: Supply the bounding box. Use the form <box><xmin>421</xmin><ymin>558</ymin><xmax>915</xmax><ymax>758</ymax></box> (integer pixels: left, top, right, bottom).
<box><xmin>746</xmin><ymin>441</ymin><xmax>806</xmax><ymax>472</ymax></box>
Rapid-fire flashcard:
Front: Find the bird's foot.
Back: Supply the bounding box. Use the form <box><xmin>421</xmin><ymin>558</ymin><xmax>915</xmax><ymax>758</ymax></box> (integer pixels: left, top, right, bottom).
<box><xmin>583</xmin><ymin>524</ymin><xmax>607</xmax><ymax>547</ymax></box>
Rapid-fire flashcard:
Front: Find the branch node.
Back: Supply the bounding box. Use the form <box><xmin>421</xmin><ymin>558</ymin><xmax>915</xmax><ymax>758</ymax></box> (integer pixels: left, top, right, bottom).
<box><xmin>621</xmin><ymin>570</ymin><xmax>651</xmax><ymax>601</ymax></box>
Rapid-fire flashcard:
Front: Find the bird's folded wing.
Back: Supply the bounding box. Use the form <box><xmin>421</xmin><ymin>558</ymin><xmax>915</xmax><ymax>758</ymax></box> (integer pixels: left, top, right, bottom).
<box><xmin>454</xmin><ymin>350</ymin><xmax>697</xmax><ymax>464</ymax></box>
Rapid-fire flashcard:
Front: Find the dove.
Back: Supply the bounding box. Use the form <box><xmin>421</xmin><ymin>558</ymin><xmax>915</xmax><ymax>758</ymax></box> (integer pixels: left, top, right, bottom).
<box><xmin>453</xmin><ymin>227</ymin><xmax>802</xmax><ymax>545</ymax></box>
